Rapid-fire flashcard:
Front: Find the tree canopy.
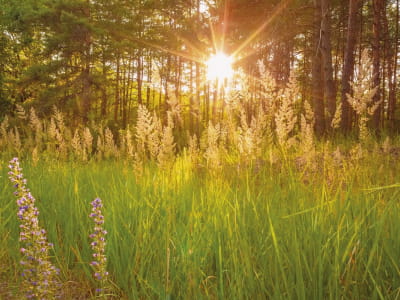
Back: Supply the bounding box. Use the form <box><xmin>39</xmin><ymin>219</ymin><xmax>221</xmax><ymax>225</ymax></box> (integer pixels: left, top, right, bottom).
<box><xmin>1</xmin><ymin>0</ymin><xmax>399</xmax><ymax>134</ymax></box>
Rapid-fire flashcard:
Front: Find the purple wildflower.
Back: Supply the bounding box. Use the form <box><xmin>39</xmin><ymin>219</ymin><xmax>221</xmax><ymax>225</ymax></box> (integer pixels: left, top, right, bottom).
<box><xmin>8</xmin><ymin>157</ymin><xmax>59</xmax><ymax>299</ymax></box>
<box><xmin>89</xmin><ymin>197</ymin><xmax>110</xmax><ymax>296</ymax></box>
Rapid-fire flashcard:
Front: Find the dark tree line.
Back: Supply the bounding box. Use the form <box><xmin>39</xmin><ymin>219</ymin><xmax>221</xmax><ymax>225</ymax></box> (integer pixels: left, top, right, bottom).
<box><xmin>0</xmin><ymin>0</ymin><xmax>399</xmax><ymax>135</ymax></box>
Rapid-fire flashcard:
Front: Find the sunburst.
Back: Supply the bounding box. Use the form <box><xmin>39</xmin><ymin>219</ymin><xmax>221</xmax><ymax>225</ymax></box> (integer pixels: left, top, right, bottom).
<box><xmin>113</xmin><ymin>0</ymin><xmax>292</xmax><ymax>95</ymax></box>
<box><xmin>206</xmin><ymin>52</ymin><xmax>233</xmax><ymax>81</ymax></box>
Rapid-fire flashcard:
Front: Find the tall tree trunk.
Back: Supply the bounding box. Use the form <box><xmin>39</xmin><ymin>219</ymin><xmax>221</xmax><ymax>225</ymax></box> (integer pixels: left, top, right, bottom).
<box><xmin>120</xmin><ymin>58</ymin><xmax>127</xmax><ymax>124</ymax></box>
<box><xmin>122</xmin><ymin>57</ymin><xmax>133</xmax><ymax>127</ymax></box>
<box><xmin>189</xmin><ymin>61</ymin><xmax>194</xmax><ymax>132</ymax></box>
<box><xmin>82</xmin><ymin>63</ymin><xmax>91</xmax><ymax>123</ymax></box>
<box><xmin>164</xmin><ymin>55</ymin><xmax>171</xmax><ymax>113</ymax></box>
<box><xmin>146</xmin><ymin>52</ymin><xmax>152</xmax><ymax>107</ymax></box>
<box><xmin>101</xmin><ymin>45</ymin><xmax>108</xmax><ymax>117</ymax></box>
<box><xmin>389</xmin><ymin>0</ymin><xmax>399</xmax><ymax>125</ymax></box>
<box><xmin>312</xmin><ymin>0</ymin><xmax>325</xmax><ymax>136</ymax></box>
<box><xmin>114</xmin><ymin>54</ymin><xmax>120</xmax><ymax>122</ymax></box>
<box><xmin>321</xmin><ymin>0</ymin><xmax>336</xmax><ymax>128</ymax></box>
<box><xmin>212</xmin><ymin>80</ymin><xmax>218</xmax><ymax>122</ymax></box>
<box><xmin>137</xmin><ymin>52</ymin><xmax>143</xmax><ymax>105</ymax></box>
<box><xmin>136</xmin><ymin>2</ymin><xmax>144</xmax><ymax>107</ymax></box>
<box><xmin>383</xmin><ymin>1</ymin><xmax>391</xmax><ymax>122</ymax></box>
<box><xmin>195</xmin><ymin>61</ymin><xmax>201</xmax><ymax>135</ymax></box>
<box><xmin>194</xmin><ymin>0</ymin><xmax>201</xmax><ymax>135</ymax></box>
<box><xmin>372</xmin><ymin>0</ymin><xmax>384</xmax><ymax>129</ymax></box>
<box><xmin>341</xmin><ymin>0</ymin><xmax>362</xmax><ymax>132</ymax></box>
<box><xmin>175</xmin><ymin>56</ymin><xmax>182</xmax><ymax>103</ymax></box>
<box><xmin>127</xmin><ymin>59</ymin><xmax>135</xmax><ymax>124</ymax></box>
<box><xmin>205</xmin><ymin>83</ymin><xmax>210</xmax><ymax>122</ymax></box>
<box><xmin>81</xmin><ymin>0</ymin><xmax>91</xmax><ymax>124</ymax></box>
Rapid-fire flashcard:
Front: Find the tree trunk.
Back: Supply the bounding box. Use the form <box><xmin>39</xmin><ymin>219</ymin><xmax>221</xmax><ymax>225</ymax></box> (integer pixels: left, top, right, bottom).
<box><xmin>195</xmin><ymin>61</ymin><xmax>201</xmax><ymax>135</ymax></box>
<box><xmin>114</xmin><ymin>54</ymin><xmax>120</xmax><ymax>122</ymax></box>
<box><xmin>122</xmin><ymin>57</ymin><xmax>133</xmax><ymax>127</ymax></box>
<box><xmin>388</xmin><ymin>0</ymin><xmax>399</xmax><ymax>125</ymax></box>
<box><xmin>100</xmin><ymin>45</ymin><xmax>108</xmax><ymax>117</ymax></box>
<box><xmin>189</xmin><ymin>61</ymin><xmax>193</xmax><ymax>132</ymax></box>
<box><xmin>81</xmin><ymin>0</ymin><xmax>91</xmax><ymax>124</ymax></box>
<box><xmin>164</xmin><ymin>55</ymin><xmax>171</xmax><ymax>113</ymax></box>
<box><xmin>212</xmin><ymin>80</ymin><xmax>218</xmax><ymax>122</ymax></box>
<box><xmin>321</xmin><ymin>0</ymin><xmax>337</xmax><ymax>128</ymax></box>
<box><xmin>383</xmin><ymin>1</ymin><xmax>391</xmax><ymax>122</ymax></box>
<box><xmin>312</xmin><ymin>0</ymin><xmax>325</xmax><ymax>136</ymax></box>
<box><xmin>137</xmin><ymin>52</ymin><xmax>143</xmax><ymax>105</ymax></box>
<box><xmin>147</xmin><ymin>52</ymin><xmax>152</xmax><ymax>107</ymax></box>
<box><xmin>340</xmin><ymin>0</ymin><xmax>362</xmax><ymax>132</ymax></box>
<box><xmin>82</xmin><ymin>63</ymin><xmax>91</xmax><ymax>123</ymax></box>
<box><xmin>372</xmin><ymin>0</ymin><xmax>384</xmax><ymax>130</ymax></box>
<box><xmin>194</xmin><ymin>0</ymin><xmax>201</xmax><ymax>134</ymax></box>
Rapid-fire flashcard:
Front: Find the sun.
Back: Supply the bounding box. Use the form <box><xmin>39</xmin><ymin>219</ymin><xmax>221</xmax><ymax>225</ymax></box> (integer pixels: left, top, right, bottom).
<box><xmin>206</xmin><ymin>52</ymin><xmax>234</xmax><ymax>81</ymax></box>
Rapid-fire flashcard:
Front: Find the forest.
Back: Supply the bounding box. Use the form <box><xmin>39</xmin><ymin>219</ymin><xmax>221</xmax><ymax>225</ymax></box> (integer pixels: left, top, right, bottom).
<box><xmin>0</xmin><ymin>0</ymin><xmax>399</xmax><ymax>134</ymax></box>
<box><xmin>1</xmin><ymin>0</ymin><xmax>400</xmax><ymax>299</ymax></box>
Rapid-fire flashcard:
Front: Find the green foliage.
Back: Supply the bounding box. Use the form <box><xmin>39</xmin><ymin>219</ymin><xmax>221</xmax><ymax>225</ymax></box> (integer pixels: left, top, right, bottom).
<box><xmin>1</xmin><ymin>137</ymin><xmax>400</xmax><ymax>298</ymax></box>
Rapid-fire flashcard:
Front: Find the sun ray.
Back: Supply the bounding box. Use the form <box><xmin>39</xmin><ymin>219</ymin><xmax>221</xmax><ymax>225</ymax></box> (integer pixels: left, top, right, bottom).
<box><xmin>102</xmin><ymin>0</ymin><xmax>294</xmax><ymax>90</ymax></box>
<box><xmin>231</xmin><ymin>0</ymin><xmax>292</xmax><ymax>58</ymax></box>
<box><xmin>110</xmin><ymin>29</ymin><xmax>204</xmax><ymax>64</ymax></box>
<box><xmin>234</xmin><ymin>46</ymin><xmax>266</xmax><ymax>65</ymax></box>
<box><xmin>208</xmin><ymin>17</ymin><xmax>219</xmax><ymax>53</ymax></box>
<box><xmin>136</xmin><ymin>38</ymin><xmax>204</xmax><ymax>64</ymax></box>
<box><xmin>220</xmin><ymin>0</ymin><xmax>230</xmax><ymax>52</ymax></box>
<box><xmin>173</xmin><ymin>34</ymin><xmax>206</xmax><ymax>59</ymax></box>
<box><xmin>104</xmin><ymin>18</ymin><xmax>208</xmax><ymax>65</ymax></box>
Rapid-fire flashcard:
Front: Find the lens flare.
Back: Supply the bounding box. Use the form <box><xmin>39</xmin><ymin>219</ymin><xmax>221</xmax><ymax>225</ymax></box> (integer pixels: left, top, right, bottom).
<box><xmin>206</xmin><ymin>52</ymin><xmax>233</xmax><ymax>81</ymax></box>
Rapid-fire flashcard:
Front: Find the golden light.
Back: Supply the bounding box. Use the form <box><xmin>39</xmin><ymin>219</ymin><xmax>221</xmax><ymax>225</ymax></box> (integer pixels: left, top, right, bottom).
<box><xmin>206</xmin><ymin>52</ymin><xmax>233</xmax><ymax>81</ymax></box>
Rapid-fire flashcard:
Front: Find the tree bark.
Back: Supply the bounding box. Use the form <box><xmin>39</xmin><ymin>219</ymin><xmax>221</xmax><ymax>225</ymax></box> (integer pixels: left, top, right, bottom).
<box><xmin>388</xmin><ymin>0</ymin><xmax>399</xmax><ymax>125</ymax></box>
<box><xmin>321</xmin><ymin>0</ymin><xmax>336</xmax><ymax>128</ymax></box>
<box><xmin>340</xmin><ymin>0</ymin><xmax>362</xmax><ymax>132</ymax></box>
<box><xmin>383</xmin><ymin>1</ymin><xmax>391</xmax><ymax>122</ymax></box>
<box><xmin>372</xmin><ymin>0</ymin><xmax>384</xmax><ymax>129</ymax></box>
<box><xmin>101</xmin><ymin>46</ymin><xmax>107</xmax><ymax>117</ymax></box>
<box><xmin>81</xmin><ymin>0</ymin><xmax>91</xmax><ymax>124</ymax></box>
<box><xmin>137</xmin><ymin>52</ymin><xmax>143</xmax><ymax>105</ymax></box>
<box><xmin>114</xmin><ymin>53</ymin><xmax>120</xmax><ymax>122</ymax></box>
<box><xmin>195</xmin><ymin>61</ymin><xmax>201</xmax><ymax>135</ymax></box>
<box><xmin>312</xmin><ymin>0</ymin><xmax>325</xmax><ymax>136</ymax></box>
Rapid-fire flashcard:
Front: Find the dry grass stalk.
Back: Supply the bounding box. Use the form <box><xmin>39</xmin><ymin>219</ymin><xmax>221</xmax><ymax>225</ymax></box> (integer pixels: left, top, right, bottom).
<box><xmin>347</xmin><ymin>50</ymin><xmax>379</xmax><ymax>142</ymax></box>
<box><xmin>203</xmin><ymin>121</ymin><xmax>222</xmax><ymax>170</ymax></box>
<box><xmin>135</xmin><ymin>104</ymin><xmax>154</xmax><ymax>160</ymax></box>
<box><xmin>104</xmin><ymin>128</ymin><xmax>118</xmax><ymax>158</ymax></box>
<box><xmin>275</xmin><ymin>74</ymin><xmax>299</xmax><ymax>149</ymax></box>
<box><xmin>157</xmin><ymin>117</ymin><xmax>176</xmax><ymax>170</ymax></box>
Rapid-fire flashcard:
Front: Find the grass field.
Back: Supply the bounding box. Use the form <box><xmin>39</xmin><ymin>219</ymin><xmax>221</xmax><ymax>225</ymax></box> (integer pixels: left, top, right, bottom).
<box><xmin>1</xmin><ymin>141</ymin><xmax>400</xmax><ymax>299</ymax></box>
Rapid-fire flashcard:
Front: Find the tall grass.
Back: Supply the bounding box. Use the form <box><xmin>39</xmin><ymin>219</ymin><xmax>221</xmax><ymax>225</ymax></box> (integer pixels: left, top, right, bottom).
<box><xmin>1</xmin><ymin>54</ymin><xmax>399</xmax><ymax>298</ymax></box>
<box><xmin>1</xmin><ymin>147</ymin><xmax>400</xmax><ymax>299</ymax></box>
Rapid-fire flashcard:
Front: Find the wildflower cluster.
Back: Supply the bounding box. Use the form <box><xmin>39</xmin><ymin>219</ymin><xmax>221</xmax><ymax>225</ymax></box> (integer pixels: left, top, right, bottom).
<box><xmin>89</xmin><ymin>197</ymin><xmax>109</xmax><ymax>295</ymax></box>
<box><xmin>8</xmin><ymin>157</ymin><xmax>59</xmax><ymax>299</ymax></box>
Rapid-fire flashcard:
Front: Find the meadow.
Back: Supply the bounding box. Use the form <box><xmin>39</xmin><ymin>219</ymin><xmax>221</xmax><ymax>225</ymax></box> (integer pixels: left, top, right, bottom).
<box><xmin>2</xmin><ymin>0</ymin><xmax>400</xmax><ymax>297</ymax></box>
<box><xmin>1</xmin><ymin>131</ymin><xmax>400</xmax><ymax>299</ymax></box>
<box><xmin>1</xmin><ymin>62</ymin><xmax>400</xmax><ymax>298</ymax></box>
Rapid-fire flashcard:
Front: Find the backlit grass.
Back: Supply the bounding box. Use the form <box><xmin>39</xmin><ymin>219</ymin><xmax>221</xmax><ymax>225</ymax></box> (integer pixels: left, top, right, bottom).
<box><xmin>1</xmin><ymin>147</ymin><xmax>400</xmax><ymax>299</ymax></box>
